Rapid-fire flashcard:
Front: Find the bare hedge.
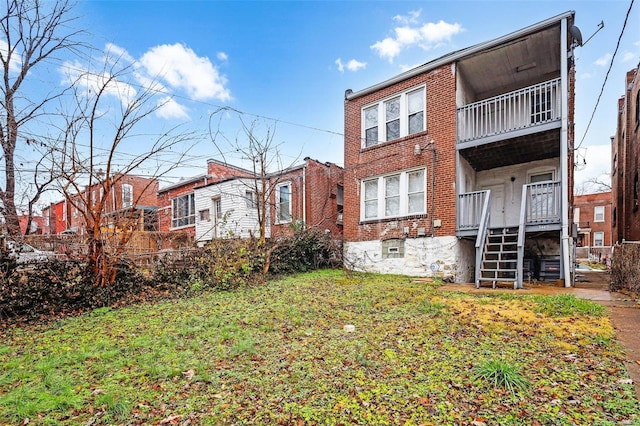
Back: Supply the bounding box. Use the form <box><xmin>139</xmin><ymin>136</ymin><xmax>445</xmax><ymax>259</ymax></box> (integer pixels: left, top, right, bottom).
<box><xmin>610</xmin><ymin>242</ymin><xmax>640</xmax><ymax>293</ymax></box>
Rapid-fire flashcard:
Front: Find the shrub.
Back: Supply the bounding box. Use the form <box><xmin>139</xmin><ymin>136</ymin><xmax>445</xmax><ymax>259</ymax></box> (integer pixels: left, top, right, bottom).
<box><xmin>268</xmin><ymin>226</ymin><xmax>342</xmax><ymax>275</ymax></box>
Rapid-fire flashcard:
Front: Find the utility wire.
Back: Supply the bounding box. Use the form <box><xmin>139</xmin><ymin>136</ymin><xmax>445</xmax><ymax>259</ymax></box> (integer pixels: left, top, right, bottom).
<box><xmin>576</xmin><ymin>0</ymin><xmax>635</xmax><ymax>151</ymax></box>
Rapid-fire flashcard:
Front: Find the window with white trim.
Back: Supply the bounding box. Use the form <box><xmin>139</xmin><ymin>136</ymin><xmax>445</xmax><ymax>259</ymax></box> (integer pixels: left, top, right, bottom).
<box><xmin>122</xmin><ymin>184</ymin><xmax>133</xmax><ymax>208</ymax></box>
<box><xmin>276</xmin><ymin>182</ymin><xmax>292</xmax><ymax>223</ymax></box>
<box><xmin>594</xmin><ymin>205</ymin><xmax>605</xmax><ymax>222</ymax></box>
<box><xmin>361</xmin><ymin>169</ymin><xmax>425</xmax><ymax>220</ymax></box>
<box><xmin>172</xmin><ymin>193</ymin><xmax>195</xmax><ymax>228</ymax></box>
<box><xmin>593</xmin><ymin>231</ymin><xmax>604</xmax><ymax>247</ymax></box>
<box><xmin>362</xmin><ymin>87</ymin><xmax>425</xmax><ymax>147</ymax></box>
<box><xmin>245</xmin><ymin>191</ymin><xmax>257</xmax><ymax>209</ymax></box>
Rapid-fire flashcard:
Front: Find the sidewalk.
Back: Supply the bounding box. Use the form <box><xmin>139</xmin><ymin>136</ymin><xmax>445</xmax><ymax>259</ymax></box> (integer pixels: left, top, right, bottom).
<box><xmin>436</xmin><ymin>270</ymin><xmax>640</xmax><ymax>399</ymax></box>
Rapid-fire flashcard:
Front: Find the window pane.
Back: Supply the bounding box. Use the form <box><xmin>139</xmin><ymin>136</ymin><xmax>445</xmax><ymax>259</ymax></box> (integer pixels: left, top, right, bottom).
<box><xmin>385</xmin><ymin>196</ymin><xmax>400</xmax><ymax>216</ymax></box>
<box><xmin>408</xmin><ymin>90</ymin><xmax>423</xmax><ymax>114</ymax></box>
<box><xmin>386</xmin><ymin>119</ymin><xmax>400</xmax><ymax>141</ymax></box>
<box><xmin>365</xmin><ymin>106</ymin><xmax>378</xmax><ymax>127</ymax></box>
<box><xmin>365</xmin><ymin>127</ymin><xmax>378</xmax><ymax>147</ymax></box>
<box><xmin>408</xmin><ymin>170</ymin><xmax>424</xmax><ymax>193</ymax></box>
<box><xmin>408</xmin><ymin>111</ymin><xmax>424</xmax><ymax>135</ymax></box>
<box><xmin>408</xmin><ymin>194</ymin><xmax>424</xmax><ymax>214</ymax></box>
<box><xmin>385</xmin><ymin>175</ymin><xmax>400</xmax><ymax>196</ymax></box>
<box><xmin>364</xmin><ymin>180</ymin><xmax>378</xmax><ymax>201</ymax></box>
<box><xmin>278</xmin><ymin>185</ymin><xmax>291</xmax><ymax>221</ymax></box>
<box><xmin>385</xmin><ymin>98</ymin><xmax>400</xmax><ymax>120</ymax></box>
<box><xmin>385</xmin><ymin>175</ymin><xmax>400</xmax><ymax>216</ymax></box>
<box><xmin>364</xmin><ymin>180</ymin><xmax>378</xmax><ymax>219</ymax></box>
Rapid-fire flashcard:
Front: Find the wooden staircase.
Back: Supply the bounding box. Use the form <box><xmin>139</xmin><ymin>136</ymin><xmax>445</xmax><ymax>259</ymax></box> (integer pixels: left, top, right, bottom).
<box><xmin>477</xmin><ymin>227</ymin><xmax>519</xmax><ymax>288</ymax></box>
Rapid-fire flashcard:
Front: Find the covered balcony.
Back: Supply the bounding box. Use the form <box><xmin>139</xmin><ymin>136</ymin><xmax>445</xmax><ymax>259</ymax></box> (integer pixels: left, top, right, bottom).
<box><xmin>457</xmin><ymin>78</ymin><xmax>561</xmax><ymax>146</ymax></box>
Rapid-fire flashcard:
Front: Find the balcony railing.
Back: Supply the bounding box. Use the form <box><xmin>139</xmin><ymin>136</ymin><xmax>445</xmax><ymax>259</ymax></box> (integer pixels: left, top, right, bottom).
<box><xmin>525</xmin><ymin>181</ymin><xmax>561</xmax><ymax>224</ymax></box>
<box><xmin>457</xmin><ymin>190</ymin><xmax>489</xmax><ymax>230</ymax></box>
<box><xmin>457</xmin><ymin>78</ymin><xmax>561</xmax><ymax>143</ymax></box>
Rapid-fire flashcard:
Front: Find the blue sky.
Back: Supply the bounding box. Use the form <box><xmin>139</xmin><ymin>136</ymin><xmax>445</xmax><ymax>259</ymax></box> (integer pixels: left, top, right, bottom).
<box><xmin>28</xmin><ymin>1</ymin><xmax>640</xmax><ymax>195</ymax></box>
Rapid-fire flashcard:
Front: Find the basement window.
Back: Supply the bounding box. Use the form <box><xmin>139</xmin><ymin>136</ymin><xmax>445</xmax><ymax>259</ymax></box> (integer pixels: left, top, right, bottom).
<box><xmin>382</xmin><ymin>239</ymin><xmax>405</xmax><ymax>259</ymax></box>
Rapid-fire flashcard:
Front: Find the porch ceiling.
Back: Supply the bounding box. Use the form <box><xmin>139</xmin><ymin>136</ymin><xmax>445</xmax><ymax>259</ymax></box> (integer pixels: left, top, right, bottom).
<box><xmin>459</xmin><ymin>128</ymin><xmax>560</xmax><ymax>171</ymax></box>
<box><xmin>457</xmin><ymin>24</ymin><xmax>561</xmax><ymax>100</ymax></box>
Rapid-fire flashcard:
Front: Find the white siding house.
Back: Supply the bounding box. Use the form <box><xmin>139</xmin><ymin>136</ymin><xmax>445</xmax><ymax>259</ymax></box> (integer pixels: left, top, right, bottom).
<box><xmin>194</xmin><ymin>178</ymin><xmax>269</xmax><ymax>244</ymax></box>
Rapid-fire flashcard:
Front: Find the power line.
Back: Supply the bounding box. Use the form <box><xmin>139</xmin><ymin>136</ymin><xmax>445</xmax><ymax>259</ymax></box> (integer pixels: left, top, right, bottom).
<box><xmin>576</xmin><ymin>0</ymin><xmax>635</xmax><ymax>151</ymax></box>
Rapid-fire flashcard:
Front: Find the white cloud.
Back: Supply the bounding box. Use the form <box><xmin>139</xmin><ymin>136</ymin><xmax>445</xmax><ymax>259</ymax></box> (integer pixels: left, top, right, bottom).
<box><xmin>0</xmin><ymin>40</ymin><xmax>22</xmax><ymax>73</ymax></box>
<box><xmin>578</xmin><ymin>72</ymin><xmax>593</xmax><ymax>80</ymax></box>
<box><xmin>156</xmin><ymin>96</ymin><xmax>190</xmax><ymax>120</ymax></box>
<box><xmin>61</xmin><ymin>59</ymin><xmax>138</xmax><ymax>106</ymax></box>
<box><xmin>371</xmin><ymin>13</ymin><xmax>463</xmax><ymax>63</ymax></box>
<box><xmin>217</xmin><ymin>52</ymin><xmax>228</xmax><ymax>62</ymax></box>
<box><xmin>594</xmin><ymin>53</ymin><xmax>612</xmax><ymax>66</ymax></box>
<box><xmin>393</xmin><ymin>9</ymin><xmax>421</xmax><ymax>25</ymax></box>
<box><xmin>335</xmin><ymin>58</ymin><xmax>366</xmax><ymax>73</ymax></box>
<box><xmin>140</xmin><ymin>43</ymin><xmax>231</xmax><ymax>101</ymax></box>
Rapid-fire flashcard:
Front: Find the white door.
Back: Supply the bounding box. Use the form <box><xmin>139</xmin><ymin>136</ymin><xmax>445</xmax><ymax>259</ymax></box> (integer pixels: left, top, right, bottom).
<box><xmin>483</xmin><ymin>184</ymin><xmax>505</xmax><ymax>229</ymax></box>
<box><xmin>212</xmin><ymin>197</ymin><xmax>222</xmax><ymax>238</ymax></box>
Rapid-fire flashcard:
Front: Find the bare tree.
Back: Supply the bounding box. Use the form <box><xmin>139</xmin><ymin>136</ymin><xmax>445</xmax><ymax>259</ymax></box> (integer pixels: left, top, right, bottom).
<box><xmin>0</xmin><ymin>0</ymin><xmax>84</xmax><ymax>235</ymax></box>
<box><xmin>60</xmin><ymin>62</ymin><xmax>197</xmax><ymax>287</ymax></box>
<box><xmin>209</xmin><ymin>109</ymin><xmax>299</xmax><ymax>273</ymax></box>
<box><xmin>575</xmin><ymin>172</ymin><xmax>612</xmax><ymax>195</ymax></box>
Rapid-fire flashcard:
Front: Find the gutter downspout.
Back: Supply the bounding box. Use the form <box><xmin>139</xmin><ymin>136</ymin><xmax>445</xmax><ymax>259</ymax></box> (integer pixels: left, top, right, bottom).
<box><xmin>560</xmin><ymin>17</ymin><xmax>572</xmax><ymax>287</ymax></box>
<box><xmin>302</xmin><ymin>163</ymin><xmax>307</xmax><ymax>225</ymax></box>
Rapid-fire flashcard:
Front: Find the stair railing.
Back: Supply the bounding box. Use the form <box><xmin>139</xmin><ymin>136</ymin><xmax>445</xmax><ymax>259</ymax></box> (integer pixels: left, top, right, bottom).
<box><xmin>516</xmin><ymin>185</ymin><xmax>528</xmax><ymax>289</ymax></box>
<box><xmin>475</xmin><ymin>190</ymin><xmax>491</xmax><ymax>288</ymax></box>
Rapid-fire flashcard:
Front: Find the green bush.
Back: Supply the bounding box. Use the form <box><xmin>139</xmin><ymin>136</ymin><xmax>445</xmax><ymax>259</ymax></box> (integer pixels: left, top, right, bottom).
<box><xmin>268</xmin><ymin>226</ymin><xmax>342</xmax><ymax>275</ymax></box>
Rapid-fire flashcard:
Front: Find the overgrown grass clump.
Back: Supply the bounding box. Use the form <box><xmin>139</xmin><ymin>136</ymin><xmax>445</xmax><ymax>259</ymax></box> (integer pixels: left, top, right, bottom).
<box><xmin>0</xmin><ymin>270</ymin><xmax>637</xmax><ymax>425</ymax></box>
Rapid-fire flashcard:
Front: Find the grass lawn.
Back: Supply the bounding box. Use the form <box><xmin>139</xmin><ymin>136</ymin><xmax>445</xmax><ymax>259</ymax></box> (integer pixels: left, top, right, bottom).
<box><xmin>0</xmin><ymin>270</ymin><xmax>638</xmax><ymax>425</ymax></box>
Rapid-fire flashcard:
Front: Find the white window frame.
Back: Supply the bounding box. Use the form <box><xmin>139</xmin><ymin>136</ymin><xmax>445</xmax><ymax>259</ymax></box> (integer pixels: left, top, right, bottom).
<box><xmin>594</xmin><ymin>205</ymin><xmax>605</xmax><ymax>222</ymax></box>
<box><xmin>593</xmin><ymin>231</ymin><xmax>604</xmax><ymax>247</ymax></box>
<box><xmin>361</xmin><ymin>86</ymin><xmax>425</xmax><ymax>148</ymax></box>
<box><xmin>245</xmin><ymin>190</ymin><xmax>257</xmax><ymax>209</ymax></box>
<box><xmin>122</xmin><ymin>183</ymin><xmax>133</xmax><ymax>208</ymax></box>
<box><xmin>275</xmin><ymin>181</ymin><xmax>292</xmax><ymax>224</ymax></box>
<box><xmin>573</xmin><ymin>207</ymin><xmax>580</xmax><ymax>224</ymax></box>
<box><xmin>360</xmin><ymin>168</ymin><xmax>426</xmax><ymax>221</ymax></box>
<box><xmin>171</xmin><ymin>193</ymin><xmax>195</xmax><ymax>228</ymax></box>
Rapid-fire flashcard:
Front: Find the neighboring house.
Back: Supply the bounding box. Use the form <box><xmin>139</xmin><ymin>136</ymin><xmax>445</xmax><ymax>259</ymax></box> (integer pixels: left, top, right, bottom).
<box><xmin>343</xmin><ymin>12</ymin><xmax>577</xmax><ymax>287</ymax></box>
<box><xmin>42</xmin><ymin>199</ymin><xmax>69</xmax><ymax>234</ymax></box>
<box><xmin>611</xmin><ymin>63</ymin><xmax>640</xmax><ymax>242</ymax></box>
<box><xmin>18</xmin><ymin>212</ymin><xmax>44</xmax><ymax>235</ymax></box>
<box><xmin>192</xmin><ymin>157</ymin><xmax>344</xmax><ymax>244</ymax></box>
<box><xmin>194</xmin><ymin>177</ymin><xmax>265</xmax><ymax>243</ymax></box>
<box><xmin>269</xmin><ymin>157</ymin><xmax>344</xmax><ymax>238</ymax></box>
<box><xmin>574</xmin><ymin>192</ymin><xmax>612</xmax><ymax>259</ymax></box>
<box><xmin>157</xmin><ymin>159</ymin><xmax>254</xmax><ymax>235</ymax></box>
<box><xmin>67</xmin><ymin>174</ymin><xmax>159</xmax><ymax>235</ymax></box>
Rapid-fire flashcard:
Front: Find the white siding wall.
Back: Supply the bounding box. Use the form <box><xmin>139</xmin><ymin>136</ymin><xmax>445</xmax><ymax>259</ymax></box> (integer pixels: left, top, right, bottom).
<box><xmin>194</xmin><ymin>178</ymin><xmax>269</xmax><ymax>244</ymax></box>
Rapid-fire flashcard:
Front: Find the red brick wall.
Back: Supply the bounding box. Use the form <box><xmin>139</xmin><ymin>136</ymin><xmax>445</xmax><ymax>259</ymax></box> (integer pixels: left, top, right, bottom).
<box><xmin>574</xmin><ymin>192</ymin><xmax>613</xmax><ymax>247</ymax></box>
<box><xmin>157</xmin><ymin>181</ymin><xmax>201</xmax><ymax>236</ymax></box>
<box><xmin>343</xmin><ymin>64</ymin><xmax>457</xmax><ymax>242</ymax></box>
<box><xmin>269</xmin><ymin>159</ymin><xmax>344</xmax><ymax>238</ymax></box>
<box><xmin>627</xmin><ymin>67</ymin><xmax>640</xmax><ymax>241</ymax></box>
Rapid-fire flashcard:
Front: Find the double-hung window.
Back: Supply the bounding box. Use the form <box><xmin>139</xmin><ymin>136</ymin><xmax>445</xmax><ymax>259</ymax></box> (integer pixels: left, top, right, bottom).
<box><xmin>122</xmin><ymin>184</ymin><xmax>133</xmax><ymax>208</ymax></box>
<box><xmin>172</xmin><ymin>193</ymin><xmax>195</xmax><ymax>228</ymax></box>
<box><xmin>361</xmin><ymin>169</ymin><xmax>425</xmax><ymax>220</ymax></box>
<box><xmin>362</xmin><ymin>86</ymin><xmax>425</xmax><ymax>147</ymax></box>
<box><xmin>276</xmin><ymin>182</ymin><xmax>292</xmax><ymax>223</ymax></box>
<box><xmin>593</xmin><ymin>231</ymin><xmax>604</xmax><ymax>247</ymax></box>
<box><xmin>594</xmin><ymin>206</ymin><xmax>605</xmax><ymax>222</ymax></box>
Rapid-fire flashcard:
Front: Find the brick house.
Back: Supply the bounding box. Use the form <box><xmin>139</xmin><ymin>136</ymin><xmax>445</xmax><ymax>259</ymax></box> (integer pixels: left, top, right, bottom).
<box><xmin>612</xmin><ymin>64</ymin><xmax>640</xmax><ymax>242</ymax></box>
<box><xmin>192</xmin><ymin>157</ymin><xmax>344</xmax><ymax>244</ymax></box>
<box><xmin>574</xmin><ymin>192</ymin><xmax>612</xmax><ymax>259</ymax></box>
<box><xmin>42</xmin><ymin>199</ymin><xmax>69</xmax><ymax>234</ymax></box>
<box><xmin>268</xmin><ymin>157</ymin><xmax>344</xmax><ymax>238</ymax></box>
<box><xmin>343</xmin><ymin>12</ymin><xmax>577</xmax><ymax>287</ymax></box>
<box><xmin>65</xmin><ymin>174</ymin><xmax>159</xmax><ymax>235</ymax></box>
<box><xmin>157</xmin><ymin>159</ymin><xmax>254</xmax><ymax>235</ymax></box>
